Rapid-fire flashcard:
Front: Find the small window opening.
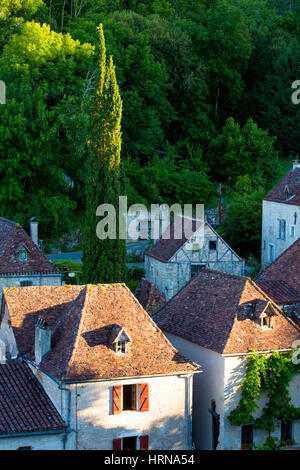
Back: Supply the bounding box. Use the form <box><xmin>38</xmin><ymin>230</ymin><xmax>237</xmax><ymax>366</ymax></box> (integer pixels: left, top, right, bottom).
<box><xmin>19</xmin><ymin>250</ymin><xmax>27</xmax><ymax>261</ymax></box>
<box><xmin>261</xmin><ymin>315</ymin><xmax>272</xmax><ymax>329</ymax></box>
<box><xmin>123</xmin><ymin>384</ymin><xmax>137</xmax><ymax>411</ymax></box>
<box><xmin>116</xmin><ymin>340</ymin><xmax>127</xmax><ymax>354</ymax></box>
<box><xmin>122</xmin><ymin>436</ymin><xmax>137</xmax><ymax>451</ymax></box>
<box><xmin>209</xmin><ymin>241</ymin><xmax>217</xmax><ymax>251</ymax></box>
<box><xmin>20</xmin><ymin>281</ymin><xmax>33</xmax><ymax>287</ymax></box>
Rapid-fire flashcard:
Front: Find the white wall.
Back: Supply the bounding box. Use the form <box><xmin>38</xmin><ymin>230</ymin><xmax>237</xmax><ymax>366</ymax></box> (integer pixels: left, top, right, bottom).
<box><xmin>164</xmin><ymin>332</ymin><xmax>224</xmax><ymax>450</ymax></box>
<box><xmin>74</xmin><ymin>374</ymin><xmax>192</xmax><ymax>450</ymax></box>
<box><xmin>30</xmin><ymin>363</ymin><xmax>193</xmax><ymax>450</ymax></box>
<box><xmin>261</xmin><ymin>200</ymin><xmax>300</xmax><ymax>267</ymax></box>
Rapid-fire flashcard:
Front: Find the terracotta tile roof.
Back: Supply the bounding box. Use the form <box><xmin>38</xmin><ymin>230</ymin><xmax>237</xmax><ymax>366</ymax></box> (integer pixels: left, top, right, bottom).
<box><xmin>153</xmin><ymin>270</ymin><xmax>300</xmax><ymax>354</ymax></box>
<box><xmin>256</xmin><ymin>237</ymin><xmax>300</xmax><ymax>304</ymax></box>
<box><xmin>145</xmin><ymin>216</ymin><xmax>242</xmax><ymax>263</ymax></box>
<box><xmin>134</xmin><ymin>278</ymin><xmax>166</xmax><ymax>315</ymax></box>
<box><xmin>0</xmin><ymin>217</ymin><xmax>59</xmax><ymax>275</ymax></box>
<box><xmin>263</xmin><ymin>168</ymin><xmax>300</xmax><ymax>206</ymax></box>
<box><xmin>0</xmin><ymin>360</ymin><xmax>66</xmax><ymax>435</ymax></box>
<box><xmin>3</xmin><ymin>285</ymin><xmax>197</xmax><ymax>382</ymax></box>
<box><xmin>3</xmin><ymin>285</ymin><xmax>83</xmax><ymax>356</ymax></box>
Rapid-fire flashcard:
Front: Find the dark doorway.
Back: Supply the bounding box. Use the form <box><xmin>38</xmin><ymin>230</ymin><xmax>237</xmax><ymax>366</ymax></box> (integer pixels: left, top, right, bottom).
<box><xmin>241</xmin><ymin>424</ymin><xmax>253</xmax><ymax>449</ymax></box>
<box><xmin>281</xmin><ymin>421</ymin><xmax>292</xmax><ymax>442</ymax></box>
<box><xmin>123</xmin><ymin>436</ymin><xmax>137</xmax><ymax>451</ymax></box>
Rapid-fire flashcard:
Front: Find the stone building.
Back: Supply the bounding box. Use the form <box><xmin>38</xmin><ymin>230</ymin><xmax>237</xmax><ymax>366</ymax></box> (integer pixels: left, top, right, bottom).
<box><xmin>145</xmin><ymin>215</ymin><xmax>244</xmax><ymax>300</ymax></box>
<box><xmin>261</xmin><ymin>158</ymin><xmax>300</xmax><ymax>268</ymax></box>
<box><xmin>0</xmin><ymin>284</ymin><xmax>197</xmax><ymax>450</ymax></box>
<box><xmin>153</xmin><ymin>270</ymin><xmax>300</xmax><ymax>450</ymax></box>
<box><xmin>0</xmin><ymin>217</ymin><xmax>61</xmax><ymax>293</ymax></box>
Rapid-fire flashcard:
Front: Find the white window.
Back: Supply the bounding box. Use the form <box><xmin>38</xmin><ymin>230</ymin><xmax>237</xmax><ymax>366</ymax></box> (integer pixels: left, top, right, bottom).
<box><xmin>116</xmin><ymin>340</ymin><xmax>127</xmax><ymax>354</ymax></box>
<box><xmin>291</xmin><ymin>226</ymin><xmax>295</xmax><ymax>238</ymax></box>
<box><xmin>278</xmin><ymin>220</ymin><xmax>286</xmax><ymax>240</ymax></box>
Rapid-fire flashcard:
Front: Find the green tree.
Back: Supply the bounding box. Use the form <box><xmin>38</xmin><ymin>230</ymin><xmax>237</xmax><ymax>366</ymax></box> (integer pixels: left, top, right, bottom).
<box><xmin>82</xmin><ymin>25</ymin><xmax>126</xmax><ymax>284</ymax></box>
<box><xmin>219</xmin><ymin>176</ymin><xmax>266</xmax><ymax>259</ymax></box>
<box><xmin>208</xmin><ymin>117</ymin><xmax>278</xmax><ymax>188</ymax></box>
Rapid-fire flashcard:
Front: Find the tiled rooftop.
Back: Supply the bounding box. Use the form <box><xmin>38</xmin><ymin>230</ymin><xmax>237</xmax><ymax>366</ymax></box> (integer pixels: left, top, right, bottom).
<box><xmin>153</xmin><ymin>270</ymin><xmax>300</xmax><ymax>354</ymax></box>
<box><xmin>0</xmin><ymin>360</ymin><xmax>66</xmax><ymax>435</ymax></box>
<box><xmin>3</xmin><ymin>284</ymin><xmax>198</xmax><ymax>382</ymax></box>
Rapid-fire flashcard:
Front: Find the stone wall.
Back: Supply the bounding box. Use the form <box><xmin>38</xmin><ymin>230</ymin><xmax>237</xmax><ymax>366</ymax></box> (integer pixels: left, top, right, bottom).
<box><xmin>146</xmin><ymin>224</ymin><xmax>244</xmax><ymax>300</ymax></box>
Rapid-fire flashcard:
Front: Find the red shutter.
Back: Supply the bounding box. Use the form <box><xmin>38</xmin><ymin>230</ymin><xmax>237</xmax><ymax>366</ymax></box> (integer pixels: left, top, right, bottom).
<box><xmin>140</xmin><ymin>383</ymin><xmax>149</xmax><ymax>412</ymax></box>
<box><xmin>113</xmin><ymin>385</ymin><xmax>122</xmax><ymax>414</ymax></box>
<box><xmin>139</xmin><ymin>435</ymin><xmax>149</xmax><ymax>450</ymax></box>
<box><xmin>113</xmin><ymin>438</ymin><xmax>122</xmax><ymax>450</ymax></box>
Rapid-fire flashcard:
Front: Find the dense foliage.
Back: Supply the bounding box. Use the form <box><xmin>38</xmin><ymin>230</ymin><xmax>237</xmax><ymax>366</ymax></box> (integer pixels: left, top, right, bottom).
<box><xmin>229</xmin><ymin>351</ymin><xmax>300</xmax><ymax>449</ymax></box>
<box><xmin>0</xmin><ymin>0</ymin><xmax>299</xmax><ymax>259</ymax></box>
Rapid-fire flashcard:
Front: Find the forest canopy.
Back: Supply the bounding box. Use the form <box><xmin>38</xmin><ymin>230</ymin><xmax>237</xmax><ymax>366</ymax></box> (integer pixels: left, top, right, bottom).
<box><xmin>0</xmin><ymin>0</ymin><xmax>299</xmax><ymax>258</ymax></box>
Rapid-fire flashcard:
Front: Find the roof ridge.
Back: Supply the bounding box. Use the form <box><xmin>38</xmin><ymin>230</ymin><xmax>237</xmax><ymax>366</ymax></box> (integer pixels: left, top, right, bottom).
<box><xmin>124</xmin><ymin>284</ymin><xmax>199</xmax><ymax>370</ymax></box>
<box><xmin>61</xmin><ymin>286</ymin><xmax>88</xmax><ymax>381</ymax></box>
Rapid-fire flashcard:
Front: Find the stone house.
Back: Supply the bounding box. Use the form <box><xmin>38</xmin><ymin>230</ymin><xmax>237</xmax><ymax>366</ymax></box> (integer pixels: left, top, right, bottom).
<box><xmin>153</xmin><ymin>270</ymin><xmax>300</xmax><ymax>450</ymax></box>
<box><xmin>0</xmin><ymin>360</ymin><xmax>67</xmax><ymax>450</ymax></box>
<box><xmin>0</xmin><ymin>284</ymin><xmax>197</xmax><ymax>450</ymax></box>
<box><xmin>145</xmin><ymin>215</ymin><xmax>245</xmax><ymax>300</ymax></box>
<box><xmin>261</xmin><ymin>158</ymin><xmax>300</xmax><ymax>268</ymax></box>
<box><xmin>0</xmin><ymin>217</ymin><xmax>61</xmax><ymax>294</ymax></box>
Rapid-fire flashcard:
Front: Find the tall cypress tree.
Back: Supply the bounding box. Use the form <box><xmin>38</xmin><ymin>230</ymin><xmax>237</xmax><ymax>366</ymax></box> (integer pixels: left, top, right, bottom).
<box><xmin>82</xmin><ymin>24</ymin><xmax>126</xmax><ymax>284</ymax></box>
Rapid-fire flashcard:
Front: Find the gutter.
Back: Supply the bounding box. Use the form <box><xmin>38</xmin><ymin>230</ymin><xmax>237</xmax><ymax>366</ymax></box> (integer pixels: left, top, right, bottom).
<box><xmin>222</xmin><ymin>348</ymin><xmax>293</xmax><ymax>358</ymax></box>
<box><xmin>0</xmin><ymin>429</ymin><xmax>67</xmax><ymax>439</ymax></box>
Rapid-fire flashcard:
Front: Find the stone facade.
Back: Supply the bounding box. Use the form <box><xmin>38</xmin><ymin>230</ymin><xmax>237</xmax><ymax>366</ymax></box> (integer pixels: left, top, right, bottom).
<box><xmin>0</xmin><ymin>273</ymin><xmax>62</xmax><ymax>293</ymax></box>
<box><xmin>146</xmin><ymin>223</ymin><xmax>244</xmax><ymax>300</ymax></box>
<box><xmin>0</xmin><ymin>433</ymin><xmax>65</xmax><ymax>450</ymax></box>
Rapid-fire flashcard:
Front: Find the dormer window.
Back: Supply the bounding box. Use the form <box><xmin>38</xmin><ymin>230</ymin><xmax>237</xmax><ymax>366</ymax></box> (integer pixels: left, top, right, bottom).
<box><xmin>116</xmin><ymin>339</ymin><xmax>127</xmax><ymax>354</ymax></box>
<box><xmin>261</xmin><ymin>314</ymin><xmax>272</xmax><ymax>329</ymax></box>
<box><xmin>19</xmin><ymin>249</ymin><xmax>27</xmax><ymax>261</ymax></box>
<box><xmin>110</xmin><ymin>325</ymin><xmax>131</xmax><ymax>355</ymax></box>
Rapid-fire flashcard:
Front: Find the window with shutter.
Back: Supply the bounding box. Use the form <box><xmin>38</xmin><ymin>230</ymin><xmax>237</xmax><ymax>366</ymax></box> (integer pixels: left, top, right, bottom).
<box><xmin>113</xmin><ymin>438</ymin><xmax>122</xmax><ymax>450</ymax></box>
<box><xmin>139</xmin><ymin>435</ymin><xmax>149</xmax><ymax>450</ymax></box>
<box><xmin>113</xmin><ymin>385</ymin><xmax>122</xmax><ymax>414</ymax></box>
<box><xmin>140</xmin><ymin>383</ymin><xmax>149</xmax><ymax>412</ymax></box>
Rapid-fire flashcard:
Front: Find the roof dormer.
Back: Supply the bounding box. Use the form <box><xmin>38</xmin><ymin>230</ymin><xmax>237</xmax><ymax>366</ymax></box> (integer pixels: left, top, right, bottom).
<box><xmin>110</xmin><ymin>325</ymin><xmax>132</xmax><ymax>354</ymax></box>
<box><xmin>17</xmin><ymin>243</ymin><xmax>29</xmax><ymax>261</ymax></box>
<box><xmin>257</xmin><ymin>302</ymin><xmax>277</xmax><ymax>330</ymax></box>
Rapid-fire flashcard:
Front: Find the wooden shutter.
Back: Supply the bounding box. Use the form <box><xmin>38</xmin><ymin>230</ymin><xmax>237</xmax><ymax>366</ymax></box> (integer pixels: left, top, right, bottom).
<box><xmin>139</xmin><ymin>435</ymin><xmax>149</xmax><ymax>450</ymax></box>
<box><xmin>113</xmin><ymin>385</ymin><xmax>122</xmax><ymax>414</ymax></box>
<box><xmin>140</xmin><ymin>383</ymin><xmax>149</xmax><ymax>412</ymax></box>
<box><xmin>113</xmin><ymin>438</ymin><xmax>122</xmax><ymax>450</ymax></box>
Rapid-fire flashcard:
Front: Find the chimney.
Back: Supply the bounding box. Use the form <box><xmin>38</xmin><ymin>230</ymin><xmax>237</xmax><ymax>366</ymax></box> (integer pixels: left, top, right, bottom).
<box><xmin>292</xmin><ymin>155</ymin><xmax>300</xmax><ymax>171</ymax></box>
<box><xmin>30</xmin><ymin>217</ymin><xmax>38</xmax><ymax>245</ymax></box>
<box><xmin>35</xmin><ymin>316</ymin><xmax>51</xmax><ymax>365</ymax></box>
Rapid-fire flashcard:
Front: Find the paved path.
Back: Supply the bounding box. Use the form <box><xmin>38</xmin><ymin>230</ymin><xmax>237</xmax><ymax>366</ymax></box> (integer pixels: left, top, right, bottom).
<box><xmin>46</xmin><ymin>240</ymin><xmax>149</xmax><ymax>265</ymax></box>
<box><xmin>46</xmin><ymin>252</ymin><xmax>145</xmax><ymax>270</ymax></box>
